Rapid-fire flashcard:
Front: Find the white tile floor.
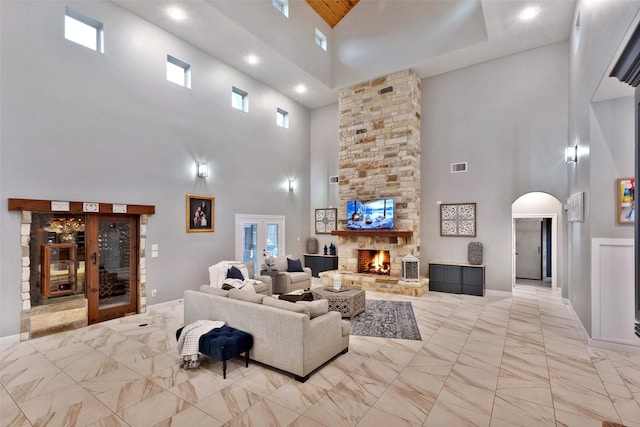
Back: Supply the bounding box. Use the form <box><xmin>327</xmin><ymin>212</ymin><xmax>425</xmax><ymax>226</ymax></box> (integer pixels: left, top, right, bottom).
<box><xmin>2</xmin><ymin>284</ymin><xmax>640</xmax><ymax>427</ymax></box>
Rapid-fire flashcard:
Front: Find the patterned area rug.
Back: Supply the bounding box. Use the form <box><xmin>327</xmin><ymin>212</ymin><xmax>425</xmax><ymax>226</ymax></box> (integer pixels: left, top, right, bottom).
<box><xmin>349</xmin><ymin>300</ymin><xmax>422</xmax><ymax>340</ymax></box>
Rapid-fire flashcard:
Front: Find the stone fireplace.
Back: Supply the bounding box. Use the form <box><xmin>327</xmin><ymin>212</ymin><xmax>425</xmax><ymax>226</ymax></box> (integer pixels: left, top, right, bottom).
<box><xmin>321</xmin><ymin>69</ymin><xmax>427</xmax><ymax>296</ymax></box>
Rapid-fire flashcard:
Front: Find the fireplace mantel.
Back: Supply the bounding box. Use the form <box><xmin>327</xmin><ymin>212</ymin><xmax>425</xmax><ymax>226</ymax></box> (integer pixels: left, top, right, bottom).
<box><xmin>331</xmin><ymin>230</ymin><xmax>413</xmax><ymax>238</ymax></box>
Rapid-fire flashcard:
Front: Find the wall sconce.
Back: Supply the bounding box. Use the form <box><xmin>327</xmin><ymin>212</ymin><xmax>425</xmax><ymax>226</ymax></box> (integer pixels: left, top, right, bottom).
<box><xmin>197</xmin><ymin>163</ymin><xmax>208</xmax><ymax>178</ymax></box>
<box><xmin>288</xmin><ymin>178</ymin><xmax>295</xmax><ymax>192</ymax></box>
<box><xmin>565</xmin><ymin>146</ymin><xmax>577</xmax><ymax>163</ymax></box>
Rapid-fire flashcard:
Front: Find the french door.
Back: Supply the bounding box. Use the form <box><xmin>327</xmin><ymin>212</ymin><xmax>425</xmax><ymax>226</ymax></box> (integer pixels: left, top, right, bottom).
<box><xmin>85</xmin><ymin>215</ymin><xmax>138</xmax><ymax>324</ymax></box>
<box><xmin>235</xmin><ymin>214</ymin><xmax>285</xmax><ymax>275</ymax></box>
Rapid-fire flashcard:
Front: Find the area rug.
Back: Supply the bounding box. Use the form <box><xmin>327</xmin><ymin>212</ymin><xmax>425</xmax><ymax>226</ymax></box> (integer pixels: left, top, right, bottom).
<box><xmin>349</xmin><ymin>300</ymin><xmax>422</xmax><ymax>340</ymax></box>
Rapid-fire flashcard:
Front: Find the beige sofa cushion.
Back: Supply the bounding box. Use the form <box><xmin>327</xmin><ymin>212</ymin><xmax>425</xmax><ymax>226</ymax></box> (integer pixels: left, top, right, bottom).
<box><xmin>263</xmin><ymin>296</ymin><xmax>310</xmax><ymax>317</ymax></box>
<box><xmin>287</xmin><ymin>271</ymin><xmax>310</xmax><ymax>284</ymax></box>
<box><xmin>296</xmin><ymin>300</ymin><xmax>328</xmax><ymax>318</ymax></box>
<box><xmin>199</xmin><ymin>285</ymin><xmax>229</xmax><ymax>297</ymax></box>
<box><xmin>228</xmin><ymin>288</ymin><xmax>265</xmax><ymax>304</ymax></box>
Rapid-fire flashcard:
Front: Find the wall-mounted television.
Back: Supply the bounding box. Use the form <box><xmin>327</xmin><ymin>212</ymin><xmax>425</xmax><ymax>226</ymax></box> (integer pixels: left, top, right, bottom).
<box><xmin>347</xmin><ymin>198</ymin><xmax>394</xmax><ymax>230</ymax></box>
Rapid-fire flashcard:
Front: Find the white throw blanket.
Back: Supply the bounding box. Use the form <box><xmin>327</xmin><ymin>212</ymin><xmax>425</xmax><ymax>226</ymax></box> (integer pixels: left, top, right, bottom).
<box><xmin>177</xmin><ymin>320</ymin><xmax>225</xmax><ymax>368</ymax></box>
<box><xmin>208</xmin><ymin>261</ymin><xmax>259</xmax><ymax>293</ymax></box>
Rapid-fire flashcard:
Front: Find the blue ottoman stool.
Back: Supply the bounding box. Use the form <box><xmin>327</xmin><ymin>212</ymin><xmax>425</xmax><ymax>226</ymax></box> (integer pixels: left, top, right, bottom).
<box><xmin>176</xmin><ymin>325</ymin><xmax>253</xmax><ymax>379</ymax></box>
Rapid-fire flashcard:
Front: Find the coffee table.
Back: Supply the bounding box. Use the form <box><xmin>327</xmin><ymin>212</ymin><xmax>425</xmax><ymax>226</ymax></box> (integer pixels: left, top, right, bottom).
<box><xmin>311</xmin><ymin>286</ymin><xmax>365</xmax><ymax>319</ymax></box>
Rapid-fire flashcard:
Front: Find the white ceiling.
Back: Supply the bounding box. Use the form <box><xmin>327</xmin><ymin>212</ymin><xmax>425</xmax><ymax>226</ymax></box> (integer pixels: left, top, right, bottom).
<box><xmin>112</xmin><ymin>0</ymin><xmax>579</xmax><ymax>109</ymax></box>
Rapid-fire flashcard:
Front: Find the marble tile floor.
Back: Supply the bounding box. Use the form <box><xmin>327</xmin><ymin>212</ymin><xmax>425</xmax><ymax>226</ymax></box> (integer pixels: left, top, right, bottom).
<box><xmin>2</xmin><ymin>285</ymin><xmax>640</xmax><ymax>427</ymax></box>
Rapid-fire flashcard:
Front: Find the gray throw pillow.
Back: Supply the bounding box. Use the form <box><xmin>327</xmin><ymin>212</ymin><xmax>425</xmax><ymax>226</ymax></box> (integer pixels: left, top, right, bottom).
<box><xmin>263</xmin><ymin>297</ymin><xmax>310</xmax><ymax>317</ymax></box>
<box><xmin>228</xmin><ymin>288</ymin><xmax>265</xmax><ymax>304</ymax></box>
<box><xmin>199</xmin><ymin>285</ymin><xmax>229</xmax><ymax>297</ymax></box>
<box><xmin>296</xmin><ymin>300</ymin><xmax>329</xmax><ymax>318</ymax></box>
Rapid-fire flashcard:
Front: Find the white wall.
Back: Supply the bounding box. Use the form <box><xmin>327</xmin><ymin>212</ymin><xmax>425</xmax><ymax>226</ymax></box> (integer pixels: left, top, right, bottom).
<box><xmin>421</xmin><ymin>42</ymin><xmax>570</xmax><ymax>292</ymax></box>
<box><xmin>590</xmin><ymin>96</ymin><xmax>636</xmax><ymax>237</ymax></box>
<box><xmin>0</xmin><ymin>1</ymin><xmax>311</xmax><ymax>337</ymax></box>
<box><xmin>567</xmin><ymin>0</ymin><xmax>639</xmax><ymax>333</ymax></box>
<box><xmin>309</xmin><ymin>103</ymin><xmax>340</xmax><ymax>252</ymax></box>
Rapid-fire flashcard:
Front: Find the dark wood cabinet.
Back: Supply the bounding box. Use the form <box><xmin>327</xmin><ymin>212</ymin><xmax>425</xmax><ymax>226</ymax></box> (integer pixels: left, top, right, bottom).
<box><xmin>429</xmin><ymin>262</ymin><xmax>485</xmax><ymax>296</ymax></box>
<box><xmin>304</xmin><ymin>254</ymin><xmax>338</xmax><ymax>277</ymax></box>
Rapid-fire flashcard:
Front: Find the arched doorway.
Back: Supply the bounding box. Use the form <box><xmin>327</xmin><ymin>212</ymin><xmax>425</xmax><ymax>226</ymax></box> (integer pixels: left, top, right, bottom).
<box><xmin>512</xmin><ymin>192</ymin><xmax>563</xmax><ymax>291</ymax></box>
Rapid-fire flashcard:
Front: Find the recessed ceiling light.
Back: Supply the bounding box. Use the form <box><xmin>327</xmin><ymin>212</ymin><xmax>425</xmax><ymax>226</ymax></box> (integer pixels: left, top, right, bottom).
<box><xmin>168</xmin><ymin>7</ymin><xmax>185</xmax><ymax>20</ymax></box>
<box><xmin>246</xmin><ymin>55</ymin><xmax>259</xmax><ymax>65</ymax></box>
<box><xmin>519</xmin><ymin>6</ymin><xmax>539</xmax><ymax>21</ymax></box>
<box><xmin>295</xmin><ymin>84</ymin><xmax>307</xmax><ymax>94</ymax></box>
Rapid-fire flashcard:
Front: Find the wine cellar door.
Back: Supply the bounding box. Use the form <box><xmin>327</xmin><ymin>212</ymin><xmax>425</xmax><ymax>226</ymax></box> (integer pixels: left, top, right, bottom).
<box><xmin>86</xmin><ymin>215</ymin><xmax>138</xmax><ymax>324</ymax></box>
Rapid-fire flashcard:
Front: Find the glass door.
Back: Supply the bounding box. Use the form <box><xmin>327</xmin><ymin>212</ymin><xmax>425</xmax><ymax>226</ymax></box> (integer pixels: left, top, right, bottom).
<box><xmin>86</xmin><ymin>215</ymin><xmax>138</xmax><ymax>324</ymax></box>
<box><xmin>235</xmin><ymin>214</ymin><xmax>285</xmax><ymax>275</ymax></box>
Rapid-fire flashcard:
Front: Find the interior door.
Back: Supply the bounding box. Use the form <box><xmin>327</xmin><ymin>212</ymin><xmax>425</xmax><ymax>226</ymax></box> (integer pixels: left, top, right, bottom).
<box><xmin>86</xmin><ymin>215</ymin><xmax>138</xmax><ymax>324</ymax></box>
<box><xmin>515</xmin><ymin>218</ymin><xmax>542</xmax><ymax>280</ymax></box>
<box><xmin>235</xmin><ymin>214</ymin><xmax>285</xmax><ymax>275</ymax></box>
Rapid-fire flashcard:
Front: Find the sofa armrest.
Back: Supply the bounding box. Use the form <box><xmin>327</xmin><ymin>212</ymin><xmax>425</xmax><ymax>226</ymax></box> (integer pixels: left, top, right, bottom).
<box><xmin>304</xmin><ymin>311</ymin><xmax>349</xmax><ymax>370</ymax></box>
<box><xmin>254</xmin><ymin>275</ymin><xmax>273</xmax><ymax>295</ymax></box>
<box><xmin>303</xmin><ymin>267</ymin><xmax>312</xmax><ymax>277</ymax></box>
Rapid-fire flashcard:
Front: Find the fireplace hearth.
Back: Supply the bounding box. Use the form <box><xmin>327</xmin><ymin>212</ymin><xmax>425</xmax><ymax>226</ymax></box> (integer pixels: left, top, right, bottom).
<box><xmin>358</xmin><ymin>250</ymin><xmax>391</xmax><ymax>275</ymax></box>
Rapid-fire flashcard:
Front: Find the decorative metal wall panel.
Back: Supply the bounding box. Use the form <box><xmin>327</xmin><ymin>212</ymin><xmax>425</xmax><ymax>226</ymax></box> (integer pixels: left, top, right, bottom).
<box><xmin>440</xmin><ymin>203</ymin><xmax>476</xmax><ymax>237</ymax></box>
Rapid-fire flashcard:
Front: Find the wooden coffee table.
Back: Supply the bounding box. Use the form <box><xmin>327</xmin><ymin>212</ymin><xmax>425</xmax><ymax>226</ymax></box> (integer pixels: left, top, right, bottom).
<box><xmin>311</xmin><ymin>286</ymin><xmax>365</xmax><ymax>319</ymax></box>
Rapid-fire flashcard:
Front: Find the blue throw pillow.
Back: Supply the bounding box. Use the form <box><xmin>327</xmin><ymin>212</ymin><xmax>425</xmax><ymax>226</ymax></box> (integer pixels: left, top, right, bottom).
<box><xmin>227</xmin><ymin>265</ymin><xmax>245</xmax><ymax>280</ymax></box>
<box><xmin>287</xmin><ymin>258</ymin><xmax>304</xmax><ymax>272</ymax></box>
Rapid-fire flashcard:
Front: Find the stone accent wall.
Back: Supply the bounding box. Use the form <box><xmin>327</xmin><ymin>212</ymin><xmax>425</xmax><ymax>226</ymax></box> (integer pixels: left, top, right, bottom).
<box><xmin>17</xmin><ymin>211</ymin><xmax>147</xmax><ymax>340</ymax></box>
<box><xmin>337</xmin><ymin>69</ymin><xmax>422</xmax><ymax>276</ymax></box>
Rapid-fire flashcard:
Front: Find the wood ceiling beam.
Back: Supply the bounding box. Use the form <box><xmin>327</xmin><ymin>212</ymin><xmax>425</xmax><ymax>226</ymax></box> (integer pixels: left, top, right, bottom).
<box><xmin>305</xmin><ymin>0</ymin><xmax>360</xmax><ymax>28</ymax></box>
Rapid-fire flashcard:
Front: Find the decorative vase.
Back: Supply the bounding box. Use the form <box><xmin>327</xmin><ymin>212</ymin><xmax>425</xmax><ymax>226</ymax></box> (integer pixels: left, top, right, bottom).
<box><xmin>468</xmin><ymin>242</ymin><xmax>483</xmax><ymax>265</ymax></box>
<box><xmin>306</xmin><ymin>237</ymin><xmax>319</xmax><ymax>254</ymax></box>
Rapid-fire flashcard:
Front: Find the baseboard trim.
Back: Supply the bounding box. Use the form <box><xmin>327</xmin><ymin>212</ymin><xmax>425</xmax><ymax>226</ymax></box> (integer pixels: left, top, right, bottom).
<box><xmin>147</xmin><ymin>298</ymin><xmax>183</xmax><ymax>312</ymax></box>
<box><xmin>0</xmin><ymin>334</ymin><xmax>21</xmax><ymax>346</ymax></box>
<box><xmin>565</xmin><ymin>298</ymin><xmax>640</xmax><ymax>353</ymax></box>
<box><xmin>485</xmin><ymin>289</ymin><xmax>512</xmax><ymax>297</ymax></box>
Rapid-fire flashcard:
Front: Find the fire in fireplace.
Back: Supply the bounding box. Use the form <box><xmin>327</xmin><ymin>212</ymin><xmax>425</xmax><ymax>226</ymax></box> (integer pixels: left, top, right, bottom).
<box><xmin>358</xmin><ymin>250</ymin><xmax>391</xmax><ymax>275</ymax></box>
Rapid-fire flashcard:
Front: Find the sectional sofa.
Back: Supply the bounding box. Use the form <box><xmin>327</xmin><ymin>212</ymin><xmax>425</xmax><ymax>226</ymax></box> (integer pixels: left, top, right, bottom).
<box><xmin>183</xmin><ymin>286</ymin><xmax>350</xmax><ymax>381</ymax></box>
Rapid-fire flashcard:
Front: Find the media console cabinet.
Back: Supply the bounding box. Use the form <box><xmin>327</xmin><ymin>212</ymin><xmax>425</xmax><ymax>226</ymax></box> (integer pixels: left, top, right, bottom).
<box><xmin>428</xmin><ymin>262</ymin><xmax>485</xmax><ymax>296</ymax></box>
<box><xmin>304</xmin><ymin>254</ymin><xmax>338</xmax><ymax>278</ymax></box>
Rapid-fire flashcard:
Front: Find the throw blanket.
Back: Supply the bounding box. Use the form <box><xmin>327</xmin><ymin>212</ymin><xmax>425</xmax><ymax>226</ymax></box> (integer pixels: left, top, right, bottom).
<box><xmin>177</xmin><ymin>320</ymin><xmax>225</xmax><ymax>369</ymax></box>
<box><xmin>208</xmin><ymin>261</ymin><xmax>259</xmax><ymax>293</ymax></box>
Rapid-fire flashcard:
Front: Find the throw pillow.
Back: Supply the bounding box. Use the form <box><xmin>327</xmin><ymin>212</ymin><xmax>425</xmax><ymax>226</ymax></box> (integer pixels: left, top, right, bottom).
<box><xmin>296</xmin><ymin>300</ymin><xmax>329</xmax><ymax>318</ymax></box>
<box><xmin>263</xmin><ymin>297</ymin><xmax>311</xmax><ymax>317</ymax></box>
<box><xmin>228</xmin><ymin>288</ymin><xmax>265</xmax><ymax>304</ymax></box>
<box><xmin>199</xmin><ymin>285</ymin><xmax>229</xmax><ymax>297</ymax></box>
<box><xmin>287</xmin><ymin>257</ymin><xmax>304</xmax><ymax>272</ymax></box>
<box><xmin>227</xmin><ymin>265</ymin><xmax>245</xmax><ymax>280</ymax></box>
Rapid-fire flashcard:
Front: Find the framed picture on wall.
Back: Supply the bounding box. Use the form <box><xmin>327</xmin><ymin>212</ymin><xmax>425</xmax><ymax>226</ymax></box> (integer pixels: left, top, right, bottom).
<box><xmin>315</xmin><ymin>208</ymin><xmax>337</xmax><ymax>234</ymax></box>
<box><xmin>616</xmin><ymin>178</ymin><xmax>635</xmax><ymax>224</ymax></box>
<box><xmin>440</xmin><ymin>203</ymin><xmax>476</xmax><ymax>237</ymax></box>
<box><xmin>186</xmin><ymin>194</ymin><xmax>214</xmax><ymax>232</ymax></box>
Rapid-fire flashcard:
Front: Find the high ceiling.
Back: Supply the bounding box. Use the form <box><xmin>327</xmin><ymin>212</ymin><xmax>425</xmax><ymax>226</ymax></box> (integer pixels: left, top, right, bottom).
<box><xmin>112</xmin><ymin>0</ymin><xmax>578</xmax><ymax>109</ymax></box>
